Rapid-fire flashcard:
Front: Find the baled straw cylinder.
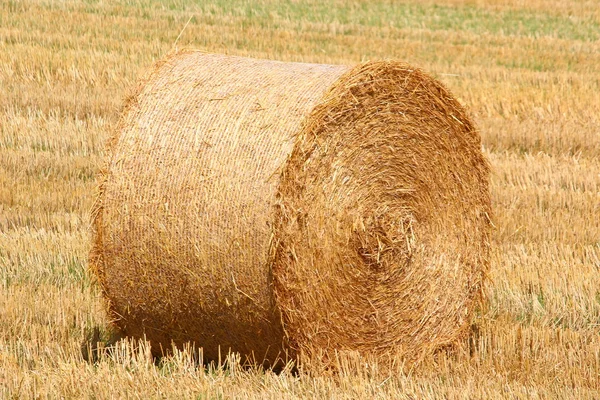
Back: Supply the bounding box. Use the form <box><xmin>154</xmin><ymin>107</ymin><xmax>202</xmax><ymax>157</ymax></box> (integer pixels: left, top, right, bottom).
<box><xmin>91</xmin><ymin>51</ymin><xmax>491</xmax><ymax>366</ymax></box>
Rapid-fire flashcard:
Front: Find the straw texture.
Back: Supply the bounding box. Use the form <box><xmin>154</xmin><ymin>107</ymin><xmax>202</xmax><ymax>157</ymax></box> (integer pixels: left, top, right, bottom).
<box><xmin>91</xmin><ymin>51</ymin><xmax>491</xmax><ymax>367</ymax></box>
<box><xmin>274</xmin><ymin>62</ymin><xmax>491</xmax><ymax>365</ymax></box>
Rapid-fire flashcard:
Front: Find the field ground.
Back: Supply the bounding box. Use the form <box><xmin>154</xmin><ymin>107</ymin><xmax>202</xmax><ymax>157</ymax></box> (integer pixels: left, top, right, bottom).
<box><xmin>1</xmin><ymin>0</ymin><xmax>599</xmax><ymax>398</ymax></box>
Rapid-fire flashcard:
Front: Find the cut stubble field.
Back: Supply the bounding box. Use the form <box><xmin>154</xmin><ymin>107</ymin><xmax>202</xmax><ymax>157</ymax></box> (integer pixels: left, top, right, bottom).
<box><xmin>1</xmin><ymin>0</ymin><xmax>599</xmax><ymax>398</ymax></box>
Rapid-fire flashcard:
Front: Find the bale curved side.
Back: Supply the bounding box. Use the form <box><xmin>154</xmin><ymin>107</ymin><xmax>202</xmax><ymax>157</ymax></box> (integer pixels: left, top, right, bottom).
<box><xmin>90</xmin><ymin>51</ymin><xmax>348</xmax><ymax>365</ymax></box>
<box><xmin>273</xmin><ymin>62</ymin><xmax>491</xmax><ymax>364</ymax></box>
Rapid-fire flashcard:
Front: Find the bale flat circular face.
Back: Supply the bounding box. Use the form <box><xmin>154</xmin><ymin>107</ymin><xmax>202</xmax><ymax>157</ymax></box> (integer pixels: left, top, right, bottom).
<box><xmin>91</xmin><ymin>51</ymin><xmax>490</xmax><ymax>368</ymax></box>
<box><xmin>273</xmin><ymin>62</ymin><xmax>491</xmax><ymax>363</ymax></box>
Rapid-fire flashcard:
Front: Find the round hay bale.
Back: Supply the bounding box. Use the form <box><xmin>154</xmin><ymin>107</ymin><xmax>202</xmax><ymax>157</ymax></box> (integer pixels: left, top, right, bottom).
<box><xmin>91</xmin><ymin>51</ymin><xmax>491</xmax><ymax>367</ymax></box>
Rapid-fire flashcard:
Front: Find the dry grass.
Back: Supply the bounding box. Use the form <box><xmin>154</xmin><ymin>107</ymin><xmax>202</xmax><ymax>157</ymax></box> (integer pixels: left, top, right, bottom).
<box><xmin>1</xmin><ymin>0</ymin><xmax>599</xmax><ymax>398</ymax></box>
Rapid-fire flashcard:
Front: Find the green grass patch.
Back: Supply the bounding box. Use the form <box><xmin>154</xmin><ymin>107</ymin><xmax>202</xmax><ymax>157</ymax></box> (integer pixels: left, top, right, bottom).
<box><xmin>107</xmin><ymin>0</ymin><xmax>600</xmax><ymax>41</ymax></box>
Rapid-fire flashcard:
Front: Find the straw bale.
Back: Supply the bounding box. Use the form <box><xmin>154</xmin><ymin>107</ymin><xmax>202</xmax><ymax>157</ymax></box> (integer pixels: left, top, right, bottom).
<box><xmin>91</xmin><ymin>51</ymin><xmax>491</xmax><ymax>367</ymax></box>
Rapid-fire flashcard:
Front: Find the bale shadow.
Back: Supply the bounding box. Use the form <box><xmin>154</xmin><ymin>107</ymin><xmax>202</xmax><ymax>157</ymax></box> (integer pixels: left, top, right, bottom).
<box><xmin>81</xmin><ymin>326</ymin><xmax>298</xmax><ymax>376</ymax></box>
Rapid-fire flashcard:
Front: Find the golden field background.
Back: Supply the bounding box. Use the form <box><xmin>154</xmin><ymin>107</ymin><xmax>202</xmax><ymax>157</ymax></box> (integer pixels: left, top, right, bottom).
<box><xmin>1</xmin><ymin>0</ymin><xmax>599</xmax><ymax>398</ymax></box>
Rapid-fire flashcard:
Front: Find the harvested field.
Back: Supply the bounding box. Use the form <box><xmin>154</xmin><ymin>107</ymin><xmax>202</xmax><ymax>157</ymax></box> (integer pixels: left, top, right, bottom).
<box><xmin>1</xmin><ymin>0</ymin><xmax>599</xmax><ymax>398</ymax></box>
